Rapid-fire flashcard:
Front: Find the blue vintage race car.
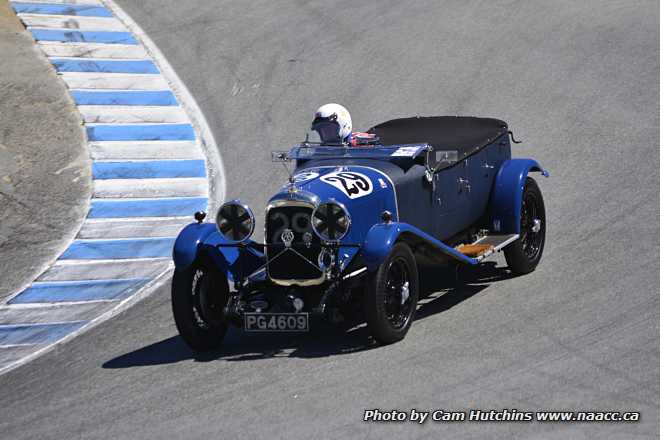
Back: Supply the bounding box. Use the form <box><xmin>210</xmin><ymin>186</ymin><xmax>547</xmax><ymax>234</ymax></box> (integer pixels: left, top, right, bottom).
<box><xmin>171</xmin><ymin>116</ymin><xmax>548</xmax><ymax>349</ymax></box>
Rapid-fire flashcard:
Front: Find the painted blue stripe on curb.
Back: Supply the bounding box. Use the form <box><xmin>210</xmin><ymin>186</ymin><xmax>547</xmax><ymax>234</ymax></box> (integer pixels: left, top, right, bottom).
<box><xmin>92</xmin><ymin>160</ymin><xmax>206</xmax><ymax>179</ymax></box>
<box><xmin>88</xmin><ymin>197</ymin><xmax>207</xmax><ymax>218</ymax></box>
<box><xmin>11</xmin><ymin>2</ymin><xmax>112</xmax><ymax>17</ymax></box>
<box><xmin>86</xmin><ymin>124</ymin><xmax>195</xmax><ymax>141</ymax></box>
<box><xmin>71</xmin><ymin>90</ymin><xmax>178</xmax><ymax>106</ymax></box>
<box><xmin>9</xmin><ymin>278</ymin><xmax>151</xmax><ymax>304</ymax></box>
<box><xmin>60</xmin><ymin>238</ymin><xmax>176</xmax><ymax>259</ymax></box>
<box><xmin>0</xmin><ymin>322</ymin><xmax>87</xmax><ymax>345</ymax></box>
<box><xmin>29</xmin><ymin>29</ymin><xmax>137</xmax><ymax>44</ymax></box>
<box><xmin>51</xmin><ymin>59</ymin><xmax>159</xmax><ymax>74</ymax></box>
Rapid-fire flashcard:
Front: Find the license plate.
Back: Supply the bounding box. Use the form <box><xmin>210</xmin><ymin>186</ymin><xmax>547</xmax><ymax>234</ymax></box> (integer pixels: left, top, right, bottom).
<box><xmin>244</xmin><ymin>313</ymin><xmax>309</xmax><ymax>332</ymax></box>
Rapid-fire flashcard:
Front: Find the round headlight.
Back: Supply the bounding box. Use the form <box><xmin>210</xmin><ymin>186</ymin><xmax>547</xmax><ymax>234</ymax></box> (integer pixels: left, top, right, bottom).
<box><xmin>215</xmin><ymin>200</ymin><xmax>255</xmax><ymax>243</ymax></box>
<box><xmin>311</xmin><ymin>201</ymin><xmax>351</xmax><ymax>241</ymax></box>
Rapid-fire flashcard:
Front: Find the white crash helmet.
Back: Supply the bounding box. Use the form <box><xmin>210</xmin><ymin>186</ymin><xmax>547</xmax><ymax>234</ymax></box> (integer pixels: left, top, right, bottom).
<box><xmin>311</xmin><ymin>103</ymin><xmax>352</xmax><ymax>143</ymax></box>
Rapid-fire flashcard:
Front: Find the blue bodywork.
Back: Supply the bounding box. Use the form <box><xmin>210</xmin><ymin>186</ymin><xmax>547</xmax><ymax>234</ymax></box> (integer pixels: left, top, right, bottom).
<box><xmin>173</xmin><ymin>130</ymin><xmax>547</xmax><ymax>283</ymax></box>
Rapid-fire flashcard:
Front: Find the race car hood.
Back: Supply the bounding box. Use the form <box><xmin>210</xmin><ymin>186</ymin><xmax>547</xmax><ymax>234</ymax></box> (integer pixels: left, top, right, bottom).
<box><xmin>267</xmin><ymin>163</ymin><xmax>399</xmax><ymax>271</ymax></box>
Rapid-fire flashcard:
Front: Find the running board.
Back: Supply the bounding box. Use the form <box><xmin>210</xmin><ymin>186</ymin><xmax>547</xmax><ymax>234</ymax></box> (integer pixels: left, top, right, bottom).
<box><xmin>456</xmin><ymin>234</ymin><xmax>519</xmax><ymax>261</ymax></box>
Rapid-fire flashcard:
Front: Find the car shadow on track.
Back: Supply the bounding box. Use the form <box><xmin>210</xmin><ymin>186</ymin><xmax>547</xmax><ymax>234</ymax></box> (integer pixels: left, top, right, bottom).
<box><xmin>103</xmin><ymin>262</ymin><xmax>516</xmax><ymax>368</ymax></box>
<box><xmin>415</xmin><ymin>261</ymin><xmax>516</xmax><ymax>321</ymax></box>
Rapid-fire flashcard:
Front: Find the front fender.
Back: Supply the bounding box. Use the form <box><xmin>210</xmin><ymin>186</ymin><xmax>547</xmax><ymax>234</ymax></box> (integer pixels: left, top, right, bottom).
<box><xmin>172</xmin><ymin>222</ymin><xmax>266</xmax><ymax>282</ymax></box>
<box><xmin>173</xmin><ymin>222</ymin><xmax>217</xmax><ymax>271</ymax></box>
<box><xmin>490</xmin><ymin>158</ymin><xmax>549</xmax><ymax>234</ymax></box>
<box><xmin>362</xmin><ymin>222</ymin><xmax>477</xmax><ymax>271</ymax></box>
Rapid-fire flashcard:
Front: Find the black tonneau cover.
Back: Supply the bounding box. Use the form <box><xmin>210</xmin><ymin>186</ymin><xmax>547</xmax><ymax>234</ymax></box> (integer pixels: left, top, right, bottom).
<box><xmin>368</xmin><ymin>116</ymin><xmax>508</xmax><ymax>158</ymax></box>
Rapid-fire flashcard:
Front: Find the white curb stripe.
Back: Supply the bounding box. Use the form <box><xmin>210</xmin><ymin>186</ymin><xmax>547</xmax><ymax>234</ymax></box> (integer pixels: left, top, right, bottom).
<box><xmin>79</xmin><ymin>221</ymin><xmax>187</xmax><ymax>238</ymax></box>
<box><xmin>0</xmin><ymin>320</ymin><xmax>87</xmax><ymax>328</ymax></box>
<box><xmin>93</xmin><ymin>177</ymin><xmax>208</xmax><ymax>198</ymax></box>
<box><xmin>52</xmin><ymin>256</ymin><xmax>171</xmax><ymax>264</ymax></box>
<box><xmin>85</xmin><ymin>121</ymin><xmax>196</xmax><ymax>128</ymax></box>
<box><xmin>60</xmin><ymin>72</ymin><xmax>168</xmax><ymax>90</ymax></box>
<box><xmin>79</xmin><ymin>105</ymin><xmax>188</xmax><ymax>123</ymax></box>
<box><xmin>0</xmin><ymin>344</ymin><xmax>39</xmax><ymax>348</ymax></box>
<box><xmin>19</xmin><ymin>14</ymin><xmax>127</xmax><ymax>31</ymax></box>
<box><xmin>38</xmin><ymin>259</ymin><xmax>170</xmax><ymax>281</ymax></box>
<box><xmin>89</xmin><ymin>141</ymin><xmax>204</xmax><ymax>160</ymax></box>
<box><xmin>38</xmin><ymin>41</ymin><xmax>148</xmax><ymax>58</ymax></box>
<box><xmin>50</xmin><ymin>55</ymin><xmax>151</xmax><ymax>62</ymax></box>
<box><xmin>0</xmin><ymin>302</ymin><xmax>114</xmax><ymax>325</ymax></box>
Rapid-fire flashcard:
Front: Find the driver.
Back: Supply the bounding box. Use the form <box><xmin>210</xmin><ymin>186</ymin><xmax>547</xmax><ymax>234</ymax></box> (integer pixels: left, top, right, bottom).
<box><xmin>311</xmin><ymin>103</ymin><xmax>376</xmax><ymax>146</ymax></box>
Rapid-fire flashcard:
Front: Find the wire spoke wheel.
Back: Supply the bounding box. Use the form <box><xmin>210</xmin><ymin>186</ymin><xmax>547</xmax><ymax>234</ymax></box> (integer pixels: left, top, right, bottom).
<box><xmin>191</xmin><ymin>268</ymin><xmax>225</xmax><ymax>329</ymax></box>
<box><xmin>172</xmin><ymin>262</ymin><xmax>229</xmax><ymax>351</ymax></box>
<box><xmin>383</xmin><ymin>257</ymin><xmax>413</xmax><ymax>329</ymax></box>
<box><xmin>365</xmin><ymin>242</ymin><xmax>419</xmax><ymax>344</ymax></box>
<box><xmin>520</xmin><ymin>191</ymin><xmax>543</xmax><ymax>261</ymax></box>
<box><xmin>504</xmin><ymin>177</ymin><xmax>546</xmax><ymax>275</ymax></box>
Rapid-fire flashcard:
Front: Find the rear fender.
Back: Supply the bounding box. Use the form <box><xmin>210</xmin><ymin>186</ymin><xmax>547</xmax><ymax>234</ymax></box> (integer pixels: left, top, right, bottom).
<box><xmin>489</xmin><ymin>158</ymin><xmax>549</xmax><ymax>234</ymax></box>
<box><xmin>362</xmin><ymin>222</ymin><xmax>478</xmax><ymax>271</ymax></box>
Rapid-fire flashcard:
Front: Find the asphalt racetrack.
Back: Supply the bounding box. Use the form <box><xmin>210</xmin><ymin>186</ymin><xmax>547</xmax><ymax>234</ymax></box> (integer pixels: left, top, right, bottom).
<box><xmin>2</xmin><ymin>1</ymin><xmax>659</xmax><ymax>438</ymax></box>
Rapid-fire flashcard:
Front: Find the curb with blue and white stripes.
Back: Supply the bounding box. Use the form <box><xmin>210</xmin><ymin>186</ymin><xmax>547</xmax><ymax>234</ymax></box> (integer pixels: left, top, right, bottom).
<box><xmin>0</xmin><ymin>0</ymin><xmax>225</xmax><ymax>374</ymax></box>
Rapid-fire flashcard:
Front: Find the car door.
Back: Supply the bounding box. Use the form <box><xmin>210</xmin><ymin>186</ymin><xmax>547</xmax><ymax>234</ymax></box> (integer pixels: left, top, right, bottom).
<box><xmin>395</xmin><ymin>164</ymin><xmax>436</xmax><ymax>234</ymax></box>
<box><xmin>466</xmin><ymin>139</ymin><xmax>510</xmax><ymax>224</ymax></box>
<box><xmin>465</xmin><ymin>147</ymin><xmax>492</xmax><ymax>223</ymax></box>
<box><xmin>432</xmin><ymin>162</ymin><xmax>468</xmax><ymax>240</ymax></box>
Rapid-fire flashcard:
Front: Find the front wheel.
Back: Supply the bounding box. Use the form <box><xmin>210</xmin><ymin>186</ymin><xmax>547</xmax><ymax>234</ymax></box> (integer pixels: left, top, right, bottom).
<box><xmin>504</xmin><ymin>177</ymin><xmax>546</xmax><ymax>275</ymax></box>
<box><xmin>172</xmin><ymin>263</ymin><xmax>229</xmax><ymax>351</ymax></box>
<box><xmin>365</xmin><ymin>242</ymin><xmax>419</xmax><ymax>344</ymax></box>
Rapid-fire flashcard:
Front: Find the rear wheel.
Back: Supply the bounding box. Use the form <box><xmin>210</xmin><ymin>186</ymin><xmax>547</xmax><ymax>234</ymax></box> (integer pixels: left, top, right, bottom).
<box><xmin>365</xmin><ymin>242</ymin><xmax>419</xmax><ymax>344</ymax></box>
<box><xmin>504</xmin><ymin>177</ymin><xmax>546</xmax><ymax>274</ymax></box>
<box><xmin>172</xmin><ymin>262</ymin><xmax>229</xmax><ymax>351</ymax></box>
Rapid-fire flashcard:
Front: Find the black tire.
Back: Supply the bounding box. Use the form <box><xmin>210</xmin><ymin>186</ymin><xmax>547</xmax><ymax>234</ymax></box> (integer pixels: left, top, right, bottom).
<box><xmin>504</xmin><ymin>177</ymin><xmax>546</xmax><ymax>275</ymax></box>
<box><xmin>172</xmin><ymin>262</ymin><xmax>229</xmax><ymax>351</ymax></box>
<box><xmin>365</xmin><ymin>242</ymin><xmax>419</xmax><ymax>344</ymax></box>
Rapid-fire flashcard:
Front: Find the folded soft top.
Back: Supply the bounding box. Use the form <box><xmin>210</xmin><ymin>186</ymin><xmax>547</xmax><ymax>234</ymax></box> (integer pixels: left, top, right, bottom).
<box><xmin>368</xmin><ymin>116</ymin><xmax>508</xmax><ymax>156</ymax></box>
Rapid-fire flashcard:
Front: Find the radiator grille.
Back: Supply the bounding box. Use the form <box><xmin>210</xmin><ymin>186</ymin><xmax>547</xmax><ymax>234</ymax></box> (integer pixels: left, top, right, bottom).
<box><xmin>266</xmin><ymin>204</ymin><xmax>323</xmax><ymax>284</ymax></box>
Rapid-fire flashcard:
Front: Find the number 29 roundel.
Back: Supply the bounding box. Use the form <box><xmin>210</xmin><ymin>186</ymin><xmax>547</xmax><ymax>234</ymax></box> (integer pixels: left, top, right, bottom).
<box><xmin>320</xmin><ymin>171</ymin><xmax>373</xmax><ymax>199</ymax></box>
